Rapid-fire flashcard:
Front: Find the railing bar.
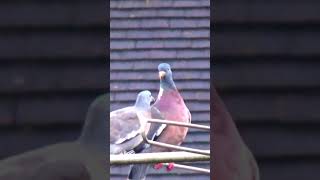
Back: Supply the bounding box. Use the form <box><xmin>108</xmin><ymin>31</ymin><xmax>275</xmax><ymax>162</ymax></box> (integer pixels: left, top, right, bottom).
<box><xmin>110</xmin><ymin>152</ymin><xmax>210</xmax><ymax>165</ymax></box>
<box><xmin>145</xmin><ymin>139</ymin><xmax>210</xmax><ymax>155</ymax></box>
<box><xmin>163</xmin><ymin>163</ymin><xmax>210</xmax><ymax>174</ymax></box>
<box><xmin>146</xmin><ymin>119</ymin><xmax>210</xmax><ymax>130</ymax></box>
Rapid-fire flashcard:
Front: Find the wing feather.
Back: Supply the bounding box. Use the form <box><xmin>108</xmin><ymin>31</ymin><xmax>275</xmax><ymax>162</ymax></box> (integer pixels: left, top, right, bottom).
<box><xmin>110</xmin><ymin>107</ymin><xmax>141</xmax><ymax>144</ymax></box>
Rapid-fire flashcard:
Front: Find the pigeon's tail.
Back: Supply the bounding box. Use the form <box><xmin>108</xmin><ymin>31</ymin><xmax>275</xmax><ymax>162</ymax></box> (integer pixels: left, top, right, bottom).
<box><xmin>128</xmin><ymin>163</ymin><xmax>150</xmax><ymax>180</ymax></box>
<box><xmin>127</xmin><ymin>107</ymin><xmax>166</xmax><ymax>179</ymax></box>
<box><xmin>127</xmin><ymin>147</ymin><xmax>152</xmax><ymax>180</ymax></box>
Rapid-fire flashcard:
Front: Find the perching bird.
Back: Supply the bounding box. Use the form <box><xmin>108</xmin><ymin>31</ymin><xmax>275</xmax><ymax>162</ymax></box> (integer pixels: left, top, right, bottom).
<box><xmin>0</xmin><ymin>94</ymin><xmax>108</xmax><ymax>180</ymax></box>
<box><xmin>212</xmin><ymin>86</ymin><xmax>260</xmax><ymax>180</ymax></box>
<box><xmin>110</xmin><ymin>90</ymin><xmax>163</xmax><ymax>154</ymax></box>
<box><xmin>128</xmin><ymin>63</ymin><xmax>191</xmax><ymax>180</ymax></box>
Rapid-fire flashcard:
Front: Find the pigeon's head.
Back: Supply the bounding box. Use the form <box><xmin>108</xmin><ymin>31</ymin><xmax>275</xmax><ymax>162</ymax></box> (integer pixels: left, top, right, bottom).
<box><xmin>157</xmin><ymin>63</ymin><xmax>176</xmax><ymax>90</ymax></box>
<box><xmin>158</xmin><ymin>63</ymin><xmax>172</xmax><ymax>80</ymax></box>
<box><xmin>135</xmin><ymin>90</ymin><xmax>155</xmax><ymax>108</ymax></box>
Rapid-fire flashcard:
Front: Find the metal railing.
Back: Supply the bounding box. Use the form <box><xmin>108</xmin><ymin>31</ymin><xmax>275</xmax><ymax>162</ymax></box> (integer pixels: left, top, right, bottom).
<box><xmin>142</xmin><ymin>118</ymin><xmax>210</xmax><ymax>156</ymax></box>
<box><xmin>110</xmin><ymin>151</ymin><xmax>210</xmax><ymax>174</ymax></box>
<box><xmin>110</xmin><ymin>151</ymin><xmax>209</xmax><ymax>165</ymax></box>
<box><xmin>162</xmin><ymin>163</ymin><xmax>210</xmax><ymax>174</ymax></box>
<box><xmin>110</xmin><ymin>117</ymin><xmax>211</xmax><ymax>174</ymax></box>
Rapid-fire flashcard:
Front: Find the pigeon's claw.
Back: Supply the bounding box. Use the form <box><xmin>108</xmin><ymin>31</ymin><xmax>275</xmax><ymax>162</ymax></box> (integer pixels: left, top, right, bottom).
<box><xmin>166</xmin><ymin>163</ymin><xmax>175</xmax><ymax>172</ymax></box>
<box><xmin>153</xmin><ymin>163</ymin><xmax>163</xmax><ymax>170</ymax></box>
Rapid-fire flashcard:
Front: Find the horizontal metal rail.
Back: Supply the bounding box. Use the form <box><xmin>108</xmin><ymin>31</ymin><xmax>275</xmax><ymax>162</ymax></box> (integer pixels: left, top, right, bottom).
<box><xmin>110</xmin><ymin>152</ymin><xmax>210</xmax><ymax>165</ymax></box>
<box><xmin>163</xmin><ymin>163</ymin><xmax>210</xmax><ymax>174</ymax></box>
<box><xmin>110</xmin><ymin>116</ymin><xmax>211</xmax><ymax>175</ymax></box>
<box><xmin>142</xmin><ymin>119</ymin><xmax>210</xmax><ymax>155</ymax></box>
<box><xmin>147</xmin><ymin>118</ymin><xmax>210</xmax><ymax>131</ymax></box>
<box><xmin>142</xmin><ymin>135</ymin><xmax>210</xmax><ymax>155</ymax></box>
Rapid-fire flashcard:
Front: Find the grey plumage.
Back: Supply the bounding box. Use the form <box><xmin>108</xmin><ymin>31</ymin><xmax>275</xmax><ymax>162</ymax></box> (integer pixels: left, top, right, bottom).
<box><xmin>110</xmin><ymin>90</ymin><xmax>163</xmax><ymax>155</ymax></box>
<box><xmin>128</xmin><ymin>63</ymin><xmax>191</xmax><ymax>180</ymax></box>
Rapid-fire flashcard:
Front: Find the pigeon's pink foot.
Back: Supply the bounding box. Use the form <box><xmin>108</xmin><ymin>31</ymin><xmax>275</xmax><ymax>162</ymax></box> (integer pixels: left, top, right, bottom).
<box><xmin>166</xmin><ymin>162</ymin><xmax>175</xmax><ymax>172</ymax></box>
<box><xmin>153</xmin><ymin>163</ymin><xmax>163</xmax><ymax>170</ymax></box>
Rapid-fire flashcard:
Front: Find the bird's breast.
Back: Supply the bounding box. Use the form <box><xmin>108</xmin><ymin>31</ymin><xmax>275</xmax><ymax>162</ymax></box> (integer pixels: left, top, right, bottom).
<box><xmin>154</xmin><ymin>95</ymin><xmax>190</xmax><ymax>123</ymax></box>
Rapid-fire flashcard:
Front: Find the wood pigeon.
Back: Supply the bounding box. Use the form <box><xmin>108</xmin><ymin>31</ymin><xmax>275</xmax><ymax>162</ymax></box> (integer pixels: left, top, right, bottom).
<box><xmin>110</xmin><ymin>90</ymin><xmax>164</xmax><ymax>154</ymax></box>
<box><xmin>128</xmin><ymin>63</ymin><xmax>191</xmax><ymax>180</ymax></box>
<box><xmin>0</xmin><ymin>94</ymin><xmax>108</xmax><ymax>180</ymax></box>
<box><xmin>212</xmin><ymin>86</ymin><xmax>260</xmax><ymax>180</ymax></box>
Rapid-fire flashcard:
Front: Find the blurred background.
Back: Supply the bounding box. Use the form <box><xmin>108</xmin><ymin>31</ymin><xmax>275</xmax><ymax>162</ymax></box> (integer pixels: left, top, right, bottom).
<box><xmin>214</xmin><ymin>0</ymin><xmax>320</xmax><ymax>180</ymax></box>
<box><xmin>0</xmin><ymin>0</ymin><xmax>106</xmax><ymax>160</ymax></box>
<box><xmin>110</xmin><ymin>0</ymin><xmax>210</xmax><ymax>179</ymax></box>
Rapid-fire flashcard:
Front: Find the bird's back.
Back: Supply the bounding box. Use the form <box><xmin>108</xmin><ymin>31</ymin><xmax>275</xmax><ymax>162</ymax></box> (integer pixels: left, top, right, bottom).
<box><xmin>110</xmin><ymin>106</ymin><xmax>152</xmax><ymax>144</ymax></box>
<box><xmin>110</xmin><ymin>107</ymin><xmax>140</xmax><ymax>144</ymax></box>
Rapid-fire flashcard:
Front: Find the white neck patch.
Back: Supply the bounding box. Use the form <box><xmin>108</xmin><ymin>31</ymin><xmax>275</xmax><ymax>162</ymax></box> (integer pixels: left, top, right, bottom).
<box><xmin>157</xmin><ymin>87</ymin><xmax>164</xmax><ymax>100</ymax></box>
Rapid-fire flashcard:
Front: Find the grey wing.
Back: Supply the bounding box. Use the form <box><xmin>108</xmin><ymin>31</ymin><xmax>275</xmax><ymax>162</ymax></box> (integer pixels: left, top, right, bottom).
<box><xmin>110</xmin><ymin>107</ymin><xmax>141</xmax><ymax>145</ymax></box>
<box><xmin>127</xmin><ymin>107</ymin><xmax>166</xmax><ymax>179</ymax></box>
<box><xmin>146</xmin><ymin>107</ymin><xmax>166</xmax><ymax>141</ymax></box>
<box><xmin>188</xmin><ymin>108</ymin><xmax>192</xmax><ymax>123</ymax></box>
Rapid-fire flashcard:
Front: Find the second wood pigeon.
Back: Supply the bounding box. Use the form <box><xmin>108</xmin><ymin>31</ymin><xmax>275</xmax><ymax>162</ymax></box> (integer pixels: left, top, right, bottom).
<box><xmin>110</xmin><ymin>90</ymin><xmax>164</xmax><ymax>155</ymax></box>
<box><xmin>128</xmin><ymin>63</ymin><xmax>192</xmax><ymax>179</ymax></box>
<box><xmin>0</xmin><ymin>94</ymin><xmax>108</xmax><ymax>180</ymax></box>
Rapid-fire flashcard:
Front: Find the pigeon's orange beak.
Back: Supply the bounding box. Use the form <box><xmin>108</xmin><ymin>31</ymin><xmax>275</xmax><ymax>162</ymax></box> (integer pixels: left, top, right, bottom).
<box><xmin>159</xmin><ymin>71</ymin><xmax>166</xmax><ymax>79</ymax></box>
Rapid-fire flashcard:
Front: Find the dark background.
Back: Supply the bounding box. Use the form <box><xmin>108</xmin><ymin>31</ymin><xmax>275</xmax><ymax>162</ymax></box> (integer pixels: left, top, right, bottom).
<box><xmin>0</xmin><ymin>0</ymin><xmax>107</xmax><ymax>159</ymax></box>
<box><xmin>214</xmin><ymin>0</ymin><xmax>320</xmax><ymax>180</ymax></box>
<box><xmin>0</xmin><ymin>0</ymin><xmax>319</xmax><ymax>180</ymax></box>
